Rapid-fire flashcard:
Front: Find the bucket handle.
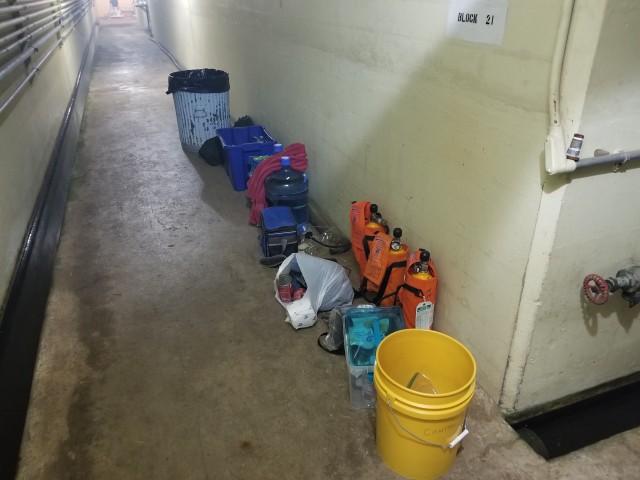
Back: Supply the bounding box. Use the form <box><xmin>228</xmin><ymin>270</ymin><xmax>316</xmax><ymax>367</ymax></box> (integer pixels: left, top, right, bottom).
<box><xmin>386</xmin><ymin>399</ymin><xmax>469</xmax><ymax>449</ymax></box>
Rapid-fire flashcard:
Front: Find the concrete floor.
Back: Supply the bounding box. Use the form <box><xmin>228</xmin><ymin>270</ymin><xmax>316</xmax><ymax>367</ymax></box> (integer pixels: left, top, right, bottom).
<box><xmin>16</xmin><ymin>23</ymin><xmax>640</xmax><ymax>480</ymax></box>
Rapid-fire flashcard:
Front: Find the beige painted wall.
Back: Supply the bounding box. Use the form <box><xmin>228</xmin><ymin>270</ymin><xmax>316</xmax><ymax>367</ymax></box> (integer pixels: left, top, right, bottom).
<box><xmin>0</xmin><ymin>12</ymin><xmax>96</xmax><ymax>314</ymax></box>
<box><xmin>148</xmin><ymin>0</ymin><xmax>639</xmax><ymax>412</ymax></box>
<box><xmin>150</xmin><ymin>0</ymin><xmax>560</xmax><ymax>402</ymax></box>
<box><xmin>511</xmin><ymin>0</ymin><xmax>640</xmax><ymax>411</ymax></box>
<box><xmin>149</xmin><ymin>0</ymin><xmax>195</xmax><ymax>68</ymax></box>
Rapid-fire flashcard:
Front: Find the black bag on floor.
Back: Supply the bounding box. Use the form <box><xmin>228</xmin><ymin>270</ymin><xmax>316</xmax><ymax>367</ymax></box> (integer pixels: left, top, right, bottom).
<box><xmin>259</xmin><ymin>207</ymin><xmax>298</xmax><ymax>267</ymax></box>
<box><xmin>198</xmin><ymin>136</ymin><xmax>224</xmax><ymax>166</ymax></box>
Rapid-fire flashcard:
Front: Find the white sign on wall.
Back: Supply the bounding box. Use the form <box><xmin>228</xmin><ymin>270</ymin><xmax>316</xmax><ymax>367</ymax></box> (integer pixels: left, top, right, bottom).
<box><xmin>447</xmin><ymin>0</ymin><xmax>509</xmax><ymax>45</ymax></box>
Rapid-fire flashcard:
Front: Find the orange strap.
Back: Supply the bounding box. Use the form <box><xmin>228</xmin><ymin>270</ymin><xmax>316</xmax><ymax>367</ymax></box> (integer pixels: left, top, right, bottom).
<box><xmin>364</xmin><ymin>234</ymin><xmax>392</xmax><ymax>286</ymax></box>
<box><xmin>350</xmin><ymin>202</ymin><xmax>370</xmax><ymax>243</ymax></box>
<box><xmin>350</xmin><ymin>201</ymin><xmax>371</xmax><ymax>279</ymax></box>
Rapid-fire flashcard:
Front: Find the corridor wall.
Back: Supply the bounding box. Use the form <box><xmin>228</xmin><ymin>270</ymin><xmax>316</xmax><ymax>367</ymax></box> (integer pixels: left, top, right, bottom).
<box><xmin>0</xmin><ymin>10</ymin><xmax>96</xmax><ymax>318</ymax></box>
<box><xmin>146</xmin><ymin>0</ymin><xmax>640</xmax><ymax>414</ymax></box>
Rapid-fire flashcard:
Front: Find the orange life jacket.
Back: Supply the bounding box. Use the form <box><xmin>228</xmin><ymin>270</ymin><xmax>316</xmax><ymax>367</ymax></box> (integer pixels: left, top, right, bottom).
<box><xmin>396</xmin><ymin>251</ymin><xmax>438</xmax><ymax>328</ymax></box>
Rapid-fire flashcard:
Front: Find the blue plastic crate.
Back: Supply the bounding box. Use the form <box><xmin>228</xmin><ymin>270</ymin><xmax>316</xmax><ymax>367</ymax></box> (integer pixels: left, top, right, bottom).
<box><xmin>216</xmin><ymin>125</ymin><xmax>277</xmax><ymax>191</ymax></box>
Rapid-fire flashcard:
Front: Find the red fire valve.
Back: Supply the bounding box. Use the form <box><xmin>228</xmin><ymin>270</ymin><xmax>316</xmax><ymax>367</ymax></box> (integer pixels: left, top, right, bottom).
<box><xmin>583</xmin><ymin>274</ymin><xmax>610</xmax><ymax>305</ymax></box>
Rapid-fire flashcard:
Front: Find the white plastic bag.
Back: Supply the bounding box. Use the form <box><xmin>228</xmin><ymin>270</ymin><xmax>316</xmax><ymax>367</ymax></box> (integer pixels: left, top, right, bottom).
<box><xmin>274</xmin><ymin>253</ymin><xmax>354</xmax><ymax>329</ymax></box>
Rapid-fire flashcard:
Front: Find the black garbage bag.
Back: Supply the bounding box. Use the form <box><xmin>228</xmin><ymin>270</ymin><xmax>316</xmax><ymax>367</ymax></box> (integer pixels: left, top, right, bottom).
<box><xmin>166</xmin><ymin>69</ymin><xmax>229</xmax><ymax>95</ymax></box>
<box><xmin>198</xmin><ymin>136</ymin><xmax>224</xmax><ymax>166</ymax></box>
<box><xmin>233</xmin><ymin>115</ymin><xmax>254</xmax><ymax>127</ymax></box>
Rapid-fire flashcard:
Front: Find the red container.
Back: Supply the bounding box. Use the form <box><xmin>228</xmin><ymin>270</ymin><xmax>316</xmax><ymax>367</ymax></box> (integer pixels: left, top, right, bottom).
<box><xmin>277</xmin><ymin>274</ymin><xmax>293</xmax><ymax>303</ymax></box>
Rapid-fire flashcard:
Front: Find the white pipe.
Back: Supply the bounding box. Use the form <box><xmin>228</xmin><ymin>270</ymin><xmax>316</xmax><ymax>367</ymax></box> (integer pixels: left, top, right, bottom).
<box><xmin>501</xmin><ymin>1</ymin><xmax>577</xmax><ymax>412</ymax></box>
<box><xmin>544</xmin><ymin>0</ymin><xmax>577</xmax><ymax>175</ymax></box>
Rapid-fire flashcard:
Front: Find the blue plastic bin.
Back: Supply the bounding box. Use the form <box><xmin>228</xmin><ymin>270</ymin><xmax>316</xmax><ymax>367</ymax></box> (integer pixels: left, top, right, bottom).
<box><xmin>216</xmin><ymin>125</ymin><xmax>277</xmax><ymax>191</ymax></box>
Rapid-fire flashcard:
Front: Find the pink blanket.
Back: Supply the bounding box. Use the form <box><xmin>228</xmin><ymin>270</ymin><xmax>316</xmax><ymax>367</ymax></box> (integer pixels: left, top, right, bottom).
<box><xmin>247</xmin><ymin>143</ymin><xmax>308</xmax><ymax>225</ymax></box>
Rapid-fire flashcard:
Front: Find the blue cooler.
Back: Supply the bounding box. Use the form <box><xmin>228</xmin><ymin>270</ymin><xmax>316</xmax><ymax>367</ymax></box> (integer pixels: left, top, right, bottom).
<box><xmin>259</xmin><ymin>207</ymin><xmax>298</xmax><ymax>265</ymax></box>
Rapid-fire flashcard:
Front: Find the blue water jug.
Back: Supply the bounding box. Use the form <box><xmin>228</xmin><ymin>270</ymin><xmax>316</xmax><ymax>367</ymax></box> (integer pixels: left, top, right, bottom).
<box><xmin>265</xmin><ymin>156</ymin><xmax>309</xmax><ymax>226</ymax></box>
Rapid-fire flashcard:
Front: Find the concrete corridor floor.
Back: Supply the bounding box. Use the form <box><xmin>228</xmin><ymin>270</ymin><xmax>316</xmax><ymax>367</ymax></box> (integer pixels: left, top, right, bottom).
<box><xmin>16</xmin><ymin>23</ymin><xmax>640</xmax><ymax>480</ymax></box>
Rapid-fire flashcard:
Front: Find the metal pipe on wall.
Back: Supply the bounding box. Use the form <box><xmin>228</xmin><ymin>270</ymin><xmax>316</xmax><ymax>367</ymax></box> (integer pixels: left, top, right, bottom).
<box><xmin>0</xmin><ymin>0</ymin><xmax>88</xmax><ymax>84</ymax></box>
<box><xmin>0</xmin><ymin>2</ymin><xmax>90</xmax><ymax>115</ymax></box>
<box><xmin>0</xmin><ymin>0</ymin><xmax>57</xmax><ymax>16</ymax></box>
<box><xmin>0</xmin><ymin>5</ymin><xmax>76</xmax><ymax>58</ymax></box>
<box><xmin>0</xmin><ymin>10</ymin><xmax>53</xmax><ymax>33</ymax></box>
<box><xmin>0</xmin><ymin>3</ymin><xmax>62</xmax><ymax>33</ymax></box>
<box><xmin>544</xmin><ymin>0</ymin><xmax>577</xmax><ymax>175</ymax></box>
<box><xmin>0</xmin><ymin>29</ymin><xmax>61</xmax><ymax>80</ymax></box>
<box><xmin>0</xmin><ymin>8</ymin><xmax>64</xmax><ymax>48</ymax></box>
<box><xmin>0</xmin><ymin>1</ymin><xmax>78</xmax><ymax>34</ymax></box>
<box><xmin>575</xmin><ymin>150</ymin><xmax>640</xmax><ymax>170</ymax></box>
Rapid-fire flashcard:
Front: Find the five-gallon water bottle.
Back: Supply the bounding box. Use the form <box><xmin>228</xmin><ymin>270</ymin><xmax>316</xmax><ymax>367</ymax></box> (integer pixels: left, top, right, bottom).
<box><xmin>265</xmin><ymin>156</ymin><xmax>309</xmax><ymax>226</ymax></box>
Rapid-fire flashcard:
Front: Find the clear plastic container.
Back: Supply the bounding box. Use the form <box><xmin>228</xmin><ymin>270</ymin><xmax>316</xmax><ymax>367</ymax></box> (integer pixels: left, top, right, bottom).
<box><xmin>349</xmin><ymin>365</ymin><xmax>376</xmax><ymax>409</ymax></box>
<box><xmin>343</xmin><ymin>306</ymin><xmax>405</xmax><ymax>368</ymax></box>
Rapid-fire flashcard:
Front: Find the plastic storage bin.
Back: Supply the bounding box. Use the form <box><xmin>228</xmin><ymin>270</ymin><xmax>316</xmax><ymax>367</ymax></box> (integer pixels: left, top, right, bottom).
<box><xmin>349</xmin><ymin>364</ymin><xmax>376</xmax><ymax>409</ymax></box>
<box><xmin>343</xmin><ymin>306</ymin><xmax>405</xmax><ymax>408</ymax></box>
<box><xmin>216</xmin><ymin>125</ymin><xmax>277</xmax><ymax>191</ymax></box>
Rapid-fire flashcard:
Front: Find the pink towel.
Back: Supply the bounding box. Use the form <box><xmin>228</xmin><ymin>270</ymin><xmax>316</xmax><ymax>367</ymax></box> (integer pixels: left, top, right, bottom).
<box><xmin>247</xmin><ymin>143</ymin><xmax>308</xmax><ymax>225</ymax></box>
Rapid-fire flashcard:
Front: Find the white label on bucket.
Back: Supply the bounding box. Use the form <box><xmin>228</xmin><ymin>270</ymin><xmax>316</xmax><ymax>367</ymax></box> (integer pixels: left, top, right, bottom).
<box><xmin>415</xmin><ymin>301</ymin><xmax>434</xmax><ymax>330</ymax></box>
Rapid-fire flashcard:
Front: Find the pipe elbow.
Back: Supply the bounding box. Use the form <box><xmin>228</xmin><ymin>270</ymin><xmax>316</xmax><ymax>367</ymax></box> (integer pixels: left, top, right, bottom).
<box><xmin>545</xmin><ymin>129</ymin><xmax>577</xmax><ymax>175</ymax></box>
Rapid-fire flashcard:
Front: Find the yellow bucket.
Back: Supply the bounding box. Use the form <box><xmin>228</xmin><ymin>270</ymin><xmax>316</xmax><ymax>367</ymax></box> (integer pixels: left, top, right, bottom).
<box><xmin>374</xmin><ymin>329</ymin><xmax>476</xmax><ymax>480</ymax></box>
